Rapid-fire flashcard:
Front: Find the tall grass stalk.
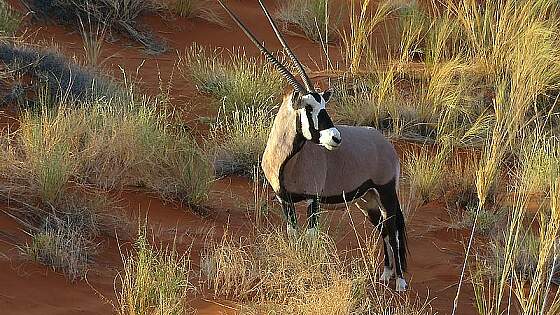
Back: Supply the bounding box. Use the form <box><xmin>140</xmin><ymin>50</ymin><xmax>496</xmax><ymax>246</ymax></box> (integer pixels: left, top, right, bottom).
<box><xmin>342</xmin><ymin>0</ymin><xmax>393</xmax><ymax>72</ymax></box>
<box><xmin>79</xmin><ymin>15</ymin><xmax>107</xmax><ymax>67</ymax></box>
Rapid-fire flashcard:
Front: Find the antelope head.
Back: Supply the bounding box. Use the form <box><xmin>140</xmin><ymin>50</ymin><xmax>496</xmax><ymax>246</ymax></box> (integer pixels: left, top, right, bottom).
<box><xmin>217</xmin><ymin>0</ymin><xmax>341</xmax><ymax>150</ymax></box>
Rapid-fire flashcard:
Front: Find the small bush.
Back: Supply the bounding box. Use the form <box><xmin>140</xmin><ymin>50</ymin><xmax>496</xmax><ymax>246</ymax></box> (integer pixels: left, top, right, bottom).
<box><xmin>116</xmin><ymin>225</ymin><xmax>192</xmax><ymax>315</ymax></box>
<box><xmin>0</xmin><ymin>1</ymin><xmax>21</xmax><ymax>36</ymax></box>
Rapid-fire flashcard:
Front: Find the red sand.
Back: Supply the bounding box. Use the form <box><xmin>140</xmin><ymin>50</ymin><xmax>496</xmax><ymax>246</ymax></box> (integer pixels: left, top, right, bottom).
<box><xmin>0</xmin><ymin>1</ymin><xmax>482</xmax><ymax>314</ymax></box>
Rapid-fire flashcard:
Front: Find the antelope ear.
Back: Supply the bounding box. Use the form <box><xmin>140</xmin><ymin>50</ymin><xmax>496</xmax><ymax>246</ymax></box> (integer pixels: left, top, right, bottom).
<box><xmin>291</xmin><ymin>91</ymin><xmax>304</xmax><ymax>109</ymax></box>
<box><xmin>322</xmin><ymin>89</ymin><xmax>333</xmax><ymax>103</ymax></box>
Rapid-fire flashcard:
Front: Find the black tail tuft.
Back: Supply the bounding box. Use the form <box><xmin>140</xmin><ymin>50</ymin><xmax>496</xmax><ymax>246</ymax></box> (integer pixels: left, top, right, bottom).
<box><xmin>396</xmin><ymin>206</ymin><xmax>408</xmax><ymax>272</ymax></box>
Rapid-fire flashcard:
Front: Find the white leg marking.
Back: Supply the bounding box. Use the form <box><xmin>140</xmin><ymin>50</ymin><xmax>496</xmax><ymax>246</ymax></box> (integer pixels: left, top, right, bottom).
<box><xmin>306</xmin><ymin>226</ymin><xmax>318</xmax><ymax>239</ymax></box>
<box><xmin>396</xmin><ymin>277</ymin><xmax>408</xmax><ymax>292</ymax></box>
<box><xmin>395</xmin><ymin>231</ymin><xmax>402</xmax><ymax>270</ymax></box>
<box><xmin>287</xmin><ymin>223</ymin><xmax>298</xmax><ymax>241</ymax></box>
<box><xmin>380</xmin><ymin>266</ymin><xmax>393</xmax><ymax>282</ymax></box>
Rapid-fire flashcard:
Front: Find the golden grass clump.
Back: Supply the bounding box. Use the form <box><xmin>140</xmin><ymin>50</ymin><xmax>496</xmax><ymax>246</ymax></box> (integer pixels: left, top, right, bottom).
<box><xmin>402</xmin><ymin>145</ymin><xmax>448</xmax><ymax>204</ymax></box>
<box><xmin>116</xmin><ymin>225</ymin><xmax>192</xmax><ymax>315</ymax></box>
<box><xmin>202</xmin><ymin>227</ymin><xmax>434</xmax><ymax>314</ymax></box>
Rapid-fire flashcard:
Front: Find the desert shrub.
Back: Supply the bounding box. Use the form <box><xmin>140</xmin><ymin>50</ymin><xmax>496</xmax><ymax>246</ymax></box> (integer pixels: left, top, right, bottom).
<box><xmin>0</xmin><ymin>1</ymin><xmax>21</xmax><ymax>36</ymax></box>
<box><xmin>116</xmin><ymin>225</ymin><xmax>192</xmax><ymax>315</ymax></box>
<box><xmin>0</xmin><ymin>43</ymin><xmax>122</xmax><ymax>105</ymax></box>
<box><xmin>19</xmin><ymin>192</ymin><xmax>125</xmax><ymax>280</ymax></box>
<box><xmin>24</xmin><ymin>0</ymin><xmax>165</xmax><ymax>52</ymax></box>
<box><xmin>179</xmin><ymin>44</ymin><xmax>284</xmax><ymax>114</ymax></box>
<box><xmin>172</xmin><ymin>0</ymin><xmax>224</xmax><ymax>25</ymax></box>
<box><xmin>276</xmin><ymin>0</ymin><xmax>342</xmax><ymax>43</ymax></box>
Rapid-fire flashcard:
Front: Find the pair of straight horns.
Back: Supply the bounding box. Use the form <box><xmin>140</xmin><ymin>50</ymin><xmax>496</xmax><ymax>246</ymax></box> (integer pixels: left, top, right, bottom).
<box><xmin>217</xmin><ymin>0</ymin><xmax>315</xmax><ymax>94</ymax></box>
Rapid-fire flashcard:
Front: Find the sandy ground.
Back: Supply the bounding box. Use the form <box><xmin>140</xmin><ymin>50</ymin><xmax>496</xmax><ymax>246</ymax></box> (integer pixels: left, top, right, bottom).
<box><xmin>0</xmin><ymin>1</ymin><xmax>479</xmax><ymax>314</ymax></box>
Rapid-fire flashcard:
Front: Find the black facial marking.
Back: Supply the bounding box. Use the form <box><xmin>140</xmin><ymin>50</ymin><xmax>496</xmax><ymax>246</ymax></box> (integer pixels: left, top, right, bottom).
<box><xmin>317</xmin><ymin>109</ymin><xmax>335</xmax><ymax>131</ymax></box>
<box><xmin>311</xmin><ymin>92</ymin><xmax>322</xmax><ymax>103</ymax></box>
<box><xmin>306</xmin><ymin>109</ymin><xmax>320</xmax><ymax>142</ymax></box>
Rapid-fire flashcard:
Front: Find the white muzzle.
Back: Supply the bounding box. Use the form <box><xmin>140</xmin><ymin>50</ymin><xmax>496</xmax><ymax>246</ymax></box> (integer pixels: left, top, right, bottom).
<box><xmin>319</xmin><ymin>127</ymin><xmax>341</xmax><ymax>150</ymax></box>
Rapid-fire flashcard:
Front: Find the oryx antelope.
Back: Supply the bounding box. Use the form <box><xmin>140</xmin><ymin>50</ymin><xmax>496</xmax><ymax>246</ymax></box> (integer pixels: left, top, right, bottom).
<box><xmin>218</xmin><ymin>0</ymin><xmax>408</xmax><ymax>292</ymax></box>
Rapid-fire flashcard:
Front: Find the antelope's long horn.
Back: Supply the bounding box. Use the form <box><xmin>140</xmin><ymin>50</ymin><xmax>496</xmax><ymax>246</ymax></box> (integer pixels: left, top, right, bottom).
<box><xmin>217</xmin><ymin>0</ymin><xmax>306</xmax><ymax>94</ymax></box>
<box><xmin>258</xmin><ymin>0</ymin><xmax>314</xmax><ymax>92</ymax></box>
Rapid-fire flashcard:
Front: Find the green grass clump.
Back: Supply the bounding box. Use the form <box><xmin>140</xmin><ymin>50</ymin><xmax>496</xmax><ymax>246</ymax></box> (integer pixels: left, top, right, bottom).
<box><xmin>0</xmin><ymin>1</ymin><xmax>21</xmax><ymax>36</ymax></box>
<box><xmin>179</xmin><ymin>44</ymin><xmax>284</xmax><ymax>114</ymax></box>
<box><xmin>116</xmin><ymin>225</ymin><xmax>192</xmax><ymax>315</ymax></box>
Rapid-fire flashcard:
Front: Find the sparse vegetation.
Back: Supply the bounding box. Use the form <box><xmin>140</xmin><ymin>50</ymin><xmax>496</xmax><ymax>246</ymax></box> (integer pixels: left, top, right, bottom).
<box><xmin>24</xmin><ymin>0</ymin><xmax>166</xmax><ymax>52</ymax></box>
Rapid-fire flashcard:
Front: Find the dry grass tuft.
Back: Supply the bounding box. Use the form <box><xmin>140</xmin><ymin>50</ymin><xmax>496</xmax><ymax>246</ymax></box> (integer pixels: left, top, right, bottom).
<box><xmin>202</xmin><ymin>227</ymin><xmax>434</xmax><ymax>314</ymax></box>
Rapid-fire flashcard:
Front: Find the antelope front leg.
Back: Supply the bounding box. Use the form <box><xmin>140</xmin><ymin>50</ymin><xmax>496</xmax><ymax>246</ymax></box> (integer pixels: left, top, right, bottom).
<box><xmin>306</xmin><ymin>197</ymin><xmax>319</xmax><ymax>238</ymax></box>
<box><xmin>280</xmin><ymin>198</ymin><xmax>298</xmax><ymax>240</ymax></box>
